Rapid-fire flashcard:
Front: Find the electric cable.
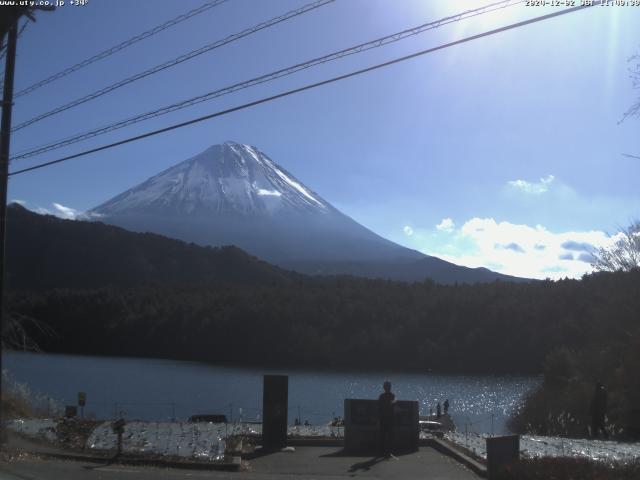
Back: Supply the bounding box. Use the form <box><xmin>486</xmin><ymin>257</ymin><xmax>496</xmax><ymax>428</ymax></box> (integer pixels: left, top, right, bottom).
<box><xmin>13</xmin><ymin>0</ymin><xmax>229</xmax><ymax>98</ymax></box>
<box><xmin>8</xmin><ymin>3</ymin><xmax>594</xmax><ymax>177</ymax></box>
<box><xmin>11</xmin><ymin>0</ymin><xmax>335</xmax><ymax>132</ymax></box>
<box><xmin>11</xmin><ymin>0</ymin><xmax>521</xmax><ymax>160</ymax></box>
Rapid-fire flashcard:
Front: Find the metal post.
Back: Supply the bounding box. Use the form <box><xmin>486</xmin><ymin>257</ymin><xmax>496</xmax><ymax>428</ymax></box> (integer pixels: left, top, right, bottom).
<box><xmin>465</xmin><ymin>416</ymin><xmax>470</xmax><ymax>447</ymax></box>
<box><xmin>491</xmin><ymin>413</ymin><xmax>494</xmax><ymax>437</ymax></box>
<box><xmin>0</xmin><ymin>21</ymin><xmax>18</xmax><ymax>446</ymax></box>
<box><xmin>117</xmin><ymin>431</ymin><xmax>123</xmax><ymax>456</ymax></box>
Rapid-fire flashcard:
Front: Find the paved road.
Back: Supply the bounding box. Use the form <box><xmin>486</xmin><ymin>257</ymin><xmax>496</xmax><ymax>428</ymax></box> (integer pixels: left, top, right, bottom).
<box><xmin>0</xmin><ymin>446</ymin><xmax>479</xmax><ymax>479</ymax></box>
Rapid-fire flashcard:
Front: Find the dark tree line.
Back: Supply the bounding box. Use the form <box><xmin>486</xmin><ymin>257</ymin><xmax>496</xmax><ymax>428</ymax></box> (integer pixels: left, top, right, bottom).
<box><xmin>509</xmin><ymin>269</ymin><xmax>640</xmax><ymax>439</ymax></box>
<box><xmin>7</xmin><ymin>270</ymin><xmax>639</xmax><ymax>377</ymax></box>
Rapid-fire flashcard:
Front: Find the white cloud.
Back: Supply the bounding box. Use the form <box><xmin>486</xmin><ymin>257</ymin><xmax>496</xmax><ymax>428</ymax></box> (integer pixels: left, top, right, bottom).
<box><xmin>426</xmin><ymin>217</ymin><xmax>613</xmax><ymax>280</ymax></box>
<box><xmin>436</xmin><ymin>217</ymin><xmax>455</xmax><ymax>232</ymax></box>
<box><xmin>52</xmin><ymin>203</ymin><xmax>81</xmax><ymax>220</ymax></box>
<box><xmin>403</xmin><ymin>225</ymin><xmax>414</xmax><ymax>236</ymax></box>
<box><xmin>10</xmin><ymin>199</ymin><xmax>26</xmax><ymax>206</ymax></box>
<box><xmin>507</xmin><ymin>174</ymin><xmax>555</xmax><ymax>194</ymax></box>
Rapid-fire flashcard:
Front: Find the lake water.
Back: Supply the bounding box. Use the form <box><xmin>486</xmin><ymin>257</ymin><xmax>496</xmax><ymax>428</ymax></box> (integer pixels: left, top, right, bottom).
<box><xmin>2</xmin><ymin>351</ymin><xmax>539</xmax><ymax>434</ymax></box>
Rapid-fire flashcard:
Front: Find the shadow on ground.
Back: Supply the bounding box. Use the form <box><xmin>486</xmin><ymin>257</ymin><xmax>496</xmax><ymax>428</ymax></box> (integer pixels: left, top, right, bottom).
<box><xmin>318</xmin><ymin>448</ymin><xmax>410</xmax><ymax>473</ymax></box>
<box><xmin>347</xmin><ymin>456</ymin><xmax>387</xmax><ymax>472</ymax></box>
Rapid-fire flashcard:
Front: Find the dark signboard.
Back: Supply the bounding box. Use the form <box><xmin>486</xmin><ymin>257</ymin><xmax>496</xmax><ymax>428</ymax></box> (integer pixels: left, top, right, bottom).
<box><xmin>262</xmin><ymin>375</ymin><xmax>288</xmax><ymax>449</ymax></box>
<box><xmin>486</xmin><ymin>435</ymin><xmax>520</xmax><ymax>480</ymax></box>
<box><xmin>350</xmin><ymin>400</ymin><xmax>378</xmax><ymax>426</ymax></box>
<box><xmin>344</xmin><ymin>399</ymin><xmax>419</xmax><ymax>454</ymax></box>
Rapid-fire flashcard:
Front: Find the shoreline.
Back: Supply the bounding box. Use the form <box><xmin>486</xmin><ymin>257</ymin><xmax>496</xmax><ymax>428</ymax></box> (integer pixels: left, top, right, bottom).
<box><xmin>3</xmin><ymin>349</ymin><xmax>545</xmax><ymax>377</ymax></box>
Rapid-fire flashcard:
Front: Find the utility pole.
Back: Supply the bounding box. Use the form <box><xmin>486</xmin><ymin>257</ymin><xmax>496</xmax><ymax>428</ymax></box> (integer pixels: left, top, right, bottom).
<box><xmin>0</xmin><ymin>19</ymin><xmax>18</xmax><ymax>446</ymax></box>
<box><xmin>0</xmin><ymin>5</ymin><xmax>54</xmax><ymax>446</ymax></box>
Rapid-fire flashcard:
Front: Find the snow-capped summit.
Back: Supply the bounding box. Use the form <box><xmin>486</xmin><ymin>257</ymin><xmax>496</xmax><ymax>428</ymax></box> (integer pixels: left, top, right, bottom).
<box><xmin>90</xmin><ymin>141</ymin><xmax>423</xmax><ymax>264</ymax></box>
<box><xmin>88</xmin><ymin>142</ymin><xmax>526</xmax><ymax>283</ymax></box>
<box><xmin>92</xmin><ymin>141</ymin><xmax>329</xmax><ymax>218</ymax></box>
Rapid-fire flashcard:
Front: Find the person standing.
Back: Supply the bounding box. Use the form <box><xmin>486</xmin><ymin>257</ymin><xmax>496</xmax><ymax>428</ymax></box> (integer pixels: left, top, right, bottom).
<box><xmin>443</xmin><ymin>399</ymin><xmax>450</xmax><ymax>415</ymax></box>
<box><xmin>378</xmin><ymin>380</ymin><xmax>395</xmax><ymax>458</ymax></box>
<box><xmin>590</xmin><ymin>382</ymin><xmax>608</xmax><ymax>438</ymax></box>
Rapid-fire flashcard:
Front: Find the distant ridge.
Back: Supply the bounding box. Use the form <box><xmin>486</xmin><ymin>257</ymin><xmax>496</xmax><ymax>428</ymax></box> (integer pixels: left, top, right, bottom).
<box><xmin>280</xmin><ymin>257</ymin><xmax>527</xmax><ymax>284</ymax></box>
<box><xmin>6</xmin><ymin>203</ymin><xmax>294</xmax><ymax>291</ymax></box>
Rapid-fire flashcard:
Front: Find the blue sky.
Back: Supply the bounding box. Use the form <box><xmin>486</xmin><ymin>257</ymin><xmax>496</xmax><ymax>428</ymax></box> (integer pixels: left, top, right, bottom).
<box><xmin>6</xmin><ymin>0</ymin><xmax>640</xmax><ymax>279</ymax></box>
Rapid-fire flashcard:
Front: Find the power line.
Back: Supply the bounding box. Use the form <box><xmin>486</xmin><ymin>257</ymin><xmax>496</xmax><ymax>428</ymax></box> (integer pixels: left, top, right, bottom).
<box><xmin>11</xmin><ymin>0</ymin><xmax>335</xmax><ymax>132</ymax></box>
<box><xmin>12</xmin><ymin>0</ymin><xmax>228</xmax><ymax>99</ymax></box>
<box><xmin>7</xmin><ymin>3</ymin><xmax>594</xmax><ymax>177</ymax></box>
<box><xmin>12</xmin><ymin>0</ymin><xmax>522</xmax><ymax>160</ymax></box>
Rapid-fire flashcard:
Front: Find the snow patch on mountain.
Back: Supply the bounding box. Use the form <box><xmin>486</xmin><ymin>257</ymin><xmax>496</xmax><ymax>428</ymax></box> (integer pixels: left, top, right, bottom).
<box><xmin>257</xmin><ymin>188</ymin><xmax>282</xmax><ymax>197</ymax></box>
<box><xmin>246</xmin><ymin>144</ymin><xmax>324</xmax><ymax>209</ymax></box>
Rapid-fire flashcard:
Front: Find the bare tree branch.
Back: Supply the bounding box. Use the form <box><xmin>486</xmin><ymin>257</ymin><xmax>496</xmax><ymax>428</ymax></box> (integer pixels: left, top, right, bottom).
<box><xmin>620</xmin><ymin>52</ymin><xmax>640</xmax><ymax>123</ymax></box>
<box><xmin>592</xmin><ymin>220</ymin><xmax>640</xmax><ymax>272</ymax></box>
<box><xmin>1</xmin><ymin>312</ymin><xmax>57</xmax><ymax>351</ymax></box>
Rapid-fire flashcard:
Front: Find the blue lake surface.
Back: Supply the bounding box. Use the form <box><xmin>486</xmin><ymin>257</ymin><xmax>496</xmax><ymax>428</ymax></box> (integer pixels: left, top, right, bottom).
<box><xmin>3</xmin><ymin>351</ymin><xmax>539</xmax><ymax>434</ymax></box>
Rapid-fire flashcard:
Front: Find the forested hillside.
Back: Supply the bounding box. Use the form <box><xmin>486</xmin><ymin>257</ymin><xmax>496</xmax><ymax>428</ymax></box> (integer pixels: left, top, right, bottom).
<box><xmin>6</xmin><ymin>204</ymin><xmax>295</xmax><ymax>290</ymax></box>
<box><xmin>7</xmin><ymin>270</ymin><xmax>639</xmax><ymax>376</ymax></box>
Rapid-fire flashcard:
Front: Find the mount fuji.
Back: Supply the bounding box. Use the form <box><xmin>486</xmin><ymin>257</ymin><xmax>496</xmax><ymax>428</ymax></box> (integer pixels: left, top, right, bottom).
<box><xmin>90</xmin><ymin>141</ymin><xmax>523</xmax><ymax>283</ymax></box>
